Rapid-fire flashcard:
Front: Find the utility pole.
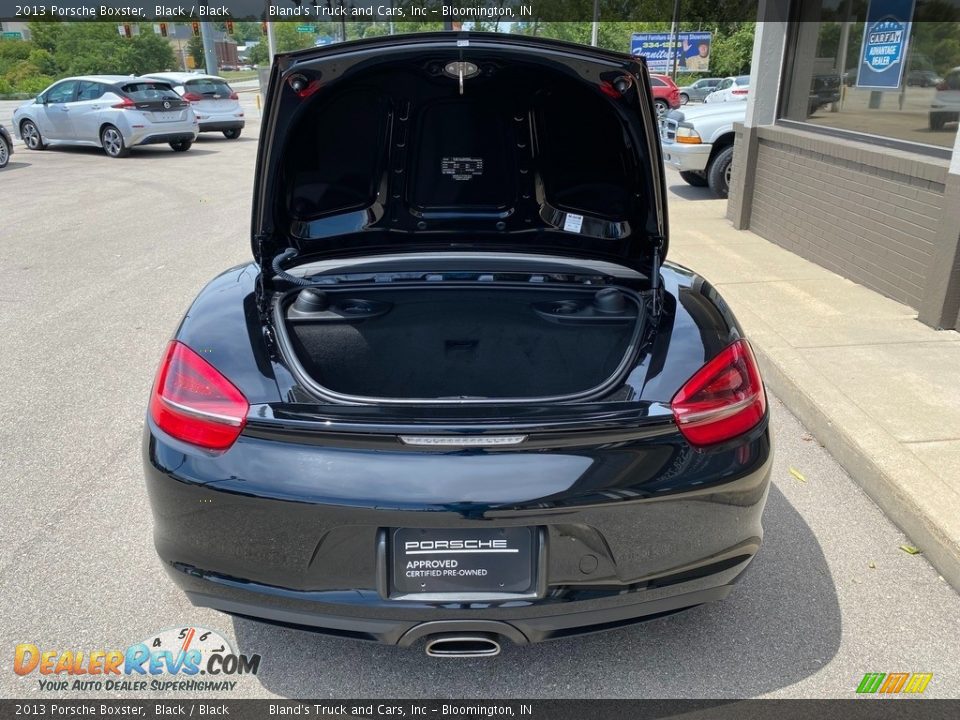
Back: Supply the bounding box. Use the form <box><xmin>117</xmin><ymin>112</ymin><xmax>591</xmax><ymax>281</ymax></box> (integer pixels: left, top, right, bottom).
<box><xmin>200</xmin><ymin>21</ymin><xmax>218</xmax><ymax>76</ymax></box>
<box><xmin>669</xmin><ymin>0</ymin><xmax>681</xmax><ymax>81</ymax></box>
<box><xmin>443</xmin><ymin>1</ymin><xmax>453</xmax><ymax>30</ymax></box>
<box><xmin>266</xmin><ymin>21</ymin><xmax>276</xmax><ymax>62</ymax></box>
<box><xmin>590</xmin><ymin>0</ymin><xmax>599</xmax><ymax>47</ymax></box>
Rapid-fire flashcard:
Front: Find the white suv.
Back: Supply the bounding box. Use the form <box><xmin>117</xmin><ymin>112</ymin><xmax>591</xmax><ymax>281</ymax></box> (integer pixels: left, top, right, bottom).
<box><xmin>930</xmin><ymin>67</ymin><xmax>960</xmax><ymax>132</ymax></box>
<box><xmin>144</xmin><ymin>73</ymin><xmax>245</xmax><ymax>139</ymax></box>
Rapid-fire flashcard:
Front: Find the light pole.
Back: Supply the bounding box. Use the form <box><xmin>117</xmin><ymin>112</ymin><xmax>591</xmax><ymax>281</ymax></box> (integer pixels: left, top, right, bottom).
<box><xmin>200</xmin><ymin>21</ymin><xmax>219</xmax><ymax>76</ymax></box>
<box><xmin>670</xmin><ymin>0</ymin><xmax>681</xmax><ymax>82</ymax></box>
<box><xmin>590</xmin><ymin>0</ymin><xmax>599</xmax><ymax>47</ymax></box>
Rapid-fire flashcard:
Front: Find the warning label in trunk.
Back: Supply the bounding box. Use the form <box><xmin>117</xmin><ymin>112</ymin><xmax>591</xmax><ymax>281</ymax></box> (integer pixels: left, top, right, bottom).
<box><xmin>441</xmin><ymin>157</ymin><xmax>484</xmax><ymax>181</ymax></box>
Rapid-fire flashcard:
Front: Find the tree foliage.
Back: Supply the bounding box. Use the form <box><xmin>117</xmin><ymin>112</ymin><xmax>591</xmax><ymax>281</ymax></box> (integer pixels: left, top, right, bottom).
<box><xmin>1</xmin><ymin>23</ymin><xmax>176</xmax><ymax>95</ymax></box>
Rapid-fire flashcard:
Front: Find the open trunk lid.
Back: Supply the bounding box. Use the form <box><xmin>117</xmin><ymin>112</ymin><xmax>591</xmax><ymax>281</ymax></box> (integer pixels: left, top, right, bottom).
<box><xmin>252</xmin><ymin>32</ymin><xmax>669</xmax><ymax>274</ymax></box>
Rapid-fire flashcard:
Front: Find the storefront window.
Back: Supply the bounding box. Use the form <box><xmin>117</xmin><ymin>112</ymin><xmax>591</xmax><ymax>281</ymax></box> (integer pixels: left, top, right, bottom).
<box><xmin>781</xmin><ymin>0</ymin><xmax>960</xmax><ymax>149</ymax></box>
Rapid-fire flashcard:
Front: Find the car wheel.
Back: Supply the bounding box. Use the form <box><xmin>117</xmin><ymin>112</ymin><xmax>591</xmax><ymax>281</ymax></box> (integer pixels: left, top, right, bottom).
<box><xmin>0</xmin><ymin>135</ymin><xmax>9</xmax><ymax>169</ymax></box>
<box><xmin>679</xmin><ymin>170</ymin><xmax>708</xmax><ymax>187</ymax></box>
<box><xmin>654</xmin><ymin>99</ymin><xmax>669</xmax><ymax>119</ymax></box>
<box><xmin>169</xmin><ymin>140</ymin><xmax>193</xmax><ymax>152</ymax></box>
<box><xmin>707</xmin><ymin>145</ymin><xmax>735</xmax><ymax>199</ymax></box>
<box><xmin>679</xmin><ymin>93</ymin><xmax>689</xmax><ymax>105</ymax></box>
<box><xmin>100</xmin><ymin>125</ymin><xmax>130</xmax><ymax>158</ymax></box>
<box><xmin>20</xmin><ymin>120</ymin><xmax>45</xmax><ymax>151</ymax></box>
<box><xmin>222</xmin><ymin>129</ymin><xmax>241</xmax><ymax>139</ymax></box>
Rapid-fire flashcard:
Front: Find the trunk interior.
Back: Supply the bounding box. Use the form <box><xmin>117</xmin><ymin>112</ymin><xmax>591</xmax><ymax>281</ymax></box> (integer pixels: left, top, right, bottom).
<box><xmin>281</xmin><ymin>285</ymin><xmax>643</xmax><ymax>401</ymax></box>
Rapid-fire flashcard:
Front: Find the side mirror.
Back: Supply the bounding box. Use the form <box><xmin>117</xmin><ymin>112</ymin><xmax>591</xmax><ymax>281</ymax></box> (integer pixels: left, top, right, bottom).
<box><xmin>36</xmin><ymin>96</ymin><xmax>46</xmax><ymax>105</ymax></box>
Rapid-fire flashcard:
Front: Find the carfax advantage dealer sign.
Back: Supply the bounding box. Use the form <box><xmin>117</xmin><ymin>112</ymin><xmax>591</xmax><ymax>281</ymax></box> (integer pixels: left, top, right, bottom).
<box><xmin>857</xmin><ymin>0</ymin><xmax>917</xmax><ymax>89</ymax></box>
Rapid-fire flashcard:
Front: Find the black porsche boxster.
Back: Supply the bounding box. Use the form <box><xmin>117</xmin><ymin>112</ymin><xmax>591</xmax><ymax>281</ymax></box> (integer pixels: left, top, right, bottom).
<box><xmin>144</xmin><ymin>33</ymin><xmax>772</xmax><ymax>657</ymax></box>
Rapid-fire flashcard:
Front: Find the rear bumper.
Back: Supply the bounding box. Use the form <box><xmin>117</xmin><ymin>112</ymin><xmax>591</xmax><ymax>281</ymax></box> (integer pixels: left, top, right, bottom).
<box><xmin>182</xmin><ymin>571</ymin><xmax>743</xmax><ymax>645</ymax></box>
<box><xmin>144</xmin><ymin>418</ymin><xmax>772</xmax><ymax>645</ymax></box>
<box><xmin>930</xmin><ymin>109</ymin><xmax>959</xmax><ymax>121</ymax></box>
<box><xmin>661</xmin><ymin>142</ymin><xmax>712</xmax><ymax>173</ymax></box>
<box><xmin>199</xmin><ymin>120</ymin><xmax>245</xmax><ymax>132</ymax></box>
<box><xmin>132</xmin><ymin>130</ymin><xmax>198</xmax><ymax>147</ymax></box>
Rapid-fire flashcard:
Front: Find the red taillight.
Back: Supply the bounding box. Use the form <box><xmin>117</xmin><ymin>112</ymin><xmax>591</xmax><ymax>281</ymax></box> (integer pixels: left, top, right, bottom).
<box><xmin>112</xmin><ymin>96</ymin><xmax>137</xmax><ymax>109</ymax></box>
<box><xmin>149</xmin><ymin>341</ymin><xmax>249</xmax><ymax>451</ymax></box>
<box><xmin>732</xmin><ymin>88</ymin><xmax>749</xmax><ymax>95</ymax></box>
<box><xmin>599</xmin><ymin>80</ymin><xmax>621</xmax><ymax>99</ymax></box>
<box><xmin>182</xmin><ymin>92</ymin><xmax>203</xmax><ymax>102</ymax></box>
<box><xmin>296</xmin><ymin>80</ymin><xmax>323</xmax><ymax>99</ymax></box>
<box><xmin>671</xmin><ymin>339</ymin><xmax>767</xmax><ymax>447</ymax></box>
<box><xmin>228</xmin><ymin>91</ymin><xmax>239</xmax><ymax>100</ymax></box>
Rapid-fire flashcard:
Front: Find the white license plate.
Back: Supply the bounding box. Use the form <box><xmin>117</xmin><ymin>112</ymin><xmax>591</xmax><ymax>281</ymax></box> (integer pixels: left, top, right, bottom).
<box><xmin>152</xmin><ymin>112</ymin><xmax>180</xmax><ymax>122</ymax></box>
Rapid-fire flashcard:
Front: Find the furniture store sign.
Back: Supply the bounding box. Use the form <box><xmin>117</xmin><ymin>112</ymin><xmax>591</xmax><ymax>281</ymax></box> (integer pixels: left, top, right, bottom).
<box><xmin>857</xmin><ymin>0</ymin><xmax>916</xmax><ymax>89</ymax></box>
<box><xmin>630</xmin><ymin>32</ymin><xmax>712</xmax><ymax>73</ymax></box>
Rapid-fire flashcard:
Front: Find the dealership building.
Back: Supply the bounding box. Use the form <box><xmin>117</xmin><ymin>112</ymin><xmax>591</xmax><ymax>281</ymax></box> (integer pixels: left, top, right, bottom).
<box><xmin>729</xmin><ymin>0</ymin><xmax>960</xmax><ymax>331</ymax></box>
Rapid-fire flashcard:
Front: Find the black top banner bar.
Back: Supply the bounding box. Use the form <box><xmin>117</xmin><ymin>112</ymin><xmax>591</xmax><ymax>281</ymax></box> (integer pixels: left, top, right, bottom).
<box><xmin>0</xmin><ymin>0</ymin><xmax>767</xmax><ymax>24</ymax></box>
<box><xmin>2</xmin><ymin>699</ymin><xmax>960</xmax><ymax>720</ymax></box>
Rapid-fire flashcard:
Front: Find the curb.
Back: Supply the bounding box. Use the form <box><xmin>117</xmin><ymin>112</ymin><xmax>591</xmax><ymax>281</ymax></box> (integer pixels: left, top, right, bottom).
<box><xmin>752</xmin><ymin>341</ymin><xmax>960</xmax><ymax>591</ymax></box>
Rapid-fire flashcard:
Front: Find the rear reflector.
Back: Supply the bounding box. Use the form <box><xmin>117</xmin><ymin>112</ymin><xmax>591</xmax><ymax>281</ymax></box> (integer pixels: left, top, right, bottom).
<box><xmin>671</xmin><ymin>339</ymin><xmax>766</xmax><ymax>447</ymax></box>
<box><xmin>149</xmin><ymin>341</ymin><xmax>249</xmax><ymax>451</ymax></box>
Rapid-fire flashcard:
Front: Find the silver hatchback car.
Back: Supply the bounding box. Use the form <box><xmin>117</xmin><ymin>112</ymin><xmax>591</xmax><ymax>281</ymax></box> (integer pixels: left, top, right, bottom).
<box><xmin>12</xmin><ymin>75</ymin><xmax>199</xmax><ymax>158</ymax></box>
<box><xmin>143</xmin><ymin>73</ymin><xmax>245</xmax><ymax>139</ymax></box>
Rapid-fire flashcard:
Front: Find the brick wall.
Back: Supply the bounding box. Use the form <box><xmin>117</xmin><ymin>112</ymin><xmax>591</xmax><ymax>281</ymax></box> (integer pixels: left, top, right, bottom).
<box><xmin>739</xmin><ymin>125</ymin><xmax>949</xmax><ymax>310</ymax></box>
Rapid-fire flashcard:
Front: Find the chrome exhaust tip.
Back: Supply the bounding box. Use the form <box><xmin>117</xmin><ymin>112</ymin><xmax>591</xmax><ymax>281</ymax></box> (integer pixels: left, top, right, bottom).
<box><xmin>425</xmin><ymin>634</ymin><xmax>502</xmax><ymax>658</ymax></box>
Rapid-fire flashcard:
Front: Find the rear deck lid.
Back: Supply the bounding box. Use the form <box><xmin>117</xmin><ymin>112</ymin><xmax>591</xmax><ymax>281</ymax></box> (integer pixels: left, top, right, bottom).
<box><xmin>252</xmin><ymin>33</ymin><xmax>668</xmax><ymax>272</ymax></box>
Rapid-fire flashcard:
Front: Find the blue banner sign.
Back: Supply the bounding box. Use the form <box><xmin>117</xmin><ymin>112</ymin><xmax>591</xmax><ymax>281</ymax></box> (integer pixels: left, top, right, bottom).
<box><xmin>630</xmin><ymin>32</ymin><xmax>713</xmax><ymax>74</ymax></box>
<box><xmin>857</xmin><ymin>0</ymin><xmax>916</xmax><ymax>89</ymax></box>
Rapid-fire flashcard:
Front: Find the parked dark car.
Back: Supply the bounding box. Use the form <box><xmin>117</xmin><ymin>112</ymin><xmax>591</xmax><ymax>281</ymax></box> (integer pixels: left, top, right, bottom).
<box><xmin>0</xmin><ymin>123</ymin><xmax>11</xmax><ymax>169</ymax></box>
<box><xmin>143</xmin><ymin>34</ymin><xmax>772</xmax><ymax>656</ymax></box>
<box><xmin>930</xmin><ymin>67</ymin><xmax>960</xmax><ymax>131</ymax></box>
<box><xmin>808</xmin><ymin>73</ymin><xmax>842</xmax><ymax>115</ymax></box>
<box><xmin>907</xmin><ymin>70</ymin><xmax>943</xmax><ymax>87</ymax></box>
<box><xmin>678</xmin><ymin>77</ymin><xmax>722</xmax><ymax>104</ymax></box>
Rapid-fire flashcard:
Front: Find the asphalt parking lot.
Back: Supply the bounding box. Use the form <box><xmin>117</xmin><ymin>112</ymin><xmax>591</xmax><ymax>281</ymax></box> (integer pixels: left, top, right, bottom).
<box><xmin>2</xmin><ymin>94</ymin><xmax>959</xmax><ymax>699</ymax></box>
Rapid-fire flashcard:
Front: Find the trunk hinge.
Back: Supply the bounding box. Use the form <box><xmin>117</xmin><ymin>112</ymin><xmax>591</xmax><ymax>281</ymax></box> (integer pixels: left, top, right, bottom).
<box><xmin>650</xmin><ymin>235</ymin><xmax>665</xmax><ymax>319</ymax></box>
<box><xmin>255</xmin><ymin>232</ymin><xmax>272</xmax><ymax>263</ymax></box>
<box><xmin>254</xmin><ymin>233</ymin><xmax>274</xmax><ymax>315</ymax></box>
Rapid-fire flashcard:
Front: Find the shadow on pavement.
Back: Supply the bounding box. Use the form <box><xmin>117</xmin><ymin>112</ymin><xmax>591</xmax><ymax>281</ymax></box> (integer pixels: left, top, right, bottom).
<box><xmin>1</xmin><ymin>161</ymin><xmax>31</xmax><ymax>171</ymax></box>
<box><xmin>195</xmin><ymin>135</ymin><xmax>257</xmax><ymax>143</ymax></box>
<box><xmin>31</xmin><ymin>145</ymin><xmax>220</xmax><ymax>159</ymax></box>
<box><xmin>232</xmin><ymin>483</ymin><xmax>840</xmax><ymax>698</ymax></box>
<box><xmin>667</xmin><ymin>182</ymin><xmax>724</xmax><ymax>202</ymax></box>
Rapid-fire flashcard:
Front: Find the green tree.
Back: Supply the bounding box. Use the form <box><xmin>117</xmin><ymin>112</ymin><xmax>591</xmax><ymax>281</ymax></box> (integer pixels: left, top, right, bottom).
<box><xmin>247</xmin><ymin>42</ymin><xmax>269</xmax><ymax>66</ymax></box>
<box><xmin>123</xmin><ymin>30</ymin><xmax>177</xmax><ymax>74</ymax></box>
<box><xmin>188</xmin><ymin>34</ymin><xmax>204</xmax><ymax>68</ymax></box>
<box><xmin>709</xmin><ymin>23</ymin><xmax>755</xmax><ymax>76</ymax></box>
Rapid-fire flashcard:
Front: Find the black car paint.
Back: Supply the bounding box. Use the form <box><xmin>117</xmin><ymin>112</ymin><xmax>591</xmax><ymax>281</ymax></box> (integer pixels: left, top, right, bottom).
<box><xmin>145</xmin><ymin>260</ymin><xmax>771</xmax><ymax>643</ymax></box>
<box><xmin>144</xmin><ymin>34</ymin><xmax>772</xmax><ymax>645</ymax></box>
<box><xmin>250</xmin><ymin>33</ymin><xmax>669</xmax><ymax>273</ymax></box>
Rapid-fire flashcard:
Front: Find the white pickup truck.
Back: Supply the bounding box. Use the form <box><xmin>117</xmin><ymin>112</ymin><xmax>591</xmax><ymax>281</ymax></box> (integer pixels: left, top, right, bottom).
<box><xmin>659</xmin><ymin>102</ymin><xmax>746</xmax><ymax>198</ymax></box>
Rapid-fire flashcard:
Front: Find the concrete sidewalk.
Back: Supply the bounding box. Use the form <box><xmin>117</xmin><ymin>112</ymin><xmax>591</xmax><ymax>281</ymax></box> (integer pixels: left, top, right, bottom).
<box><xmin>666</xmin><ymin>174</ymin><xmax>960</xmax><ymax>590</ymax></box>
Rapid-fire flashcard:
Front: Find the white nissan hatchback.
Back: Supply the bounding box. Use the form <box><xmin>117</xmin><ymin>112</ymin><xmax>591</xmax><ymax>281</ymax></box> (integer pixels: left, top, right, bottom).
<box><xmin>13</xmin><ymin>76</ymin><xmax>198</xmax><ymax>157</ymax></box>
